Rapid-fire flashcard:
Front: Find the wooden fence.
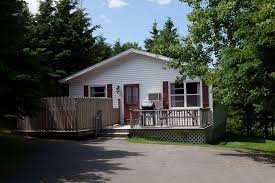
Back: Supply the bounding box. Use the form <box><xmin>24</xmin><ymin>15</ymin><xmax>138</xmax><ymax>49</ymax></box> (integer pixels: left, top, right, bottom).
<box><xmin>17</xmin><ymin>97</ymin><xmax>119</xmax><ymax>133</ymax></box>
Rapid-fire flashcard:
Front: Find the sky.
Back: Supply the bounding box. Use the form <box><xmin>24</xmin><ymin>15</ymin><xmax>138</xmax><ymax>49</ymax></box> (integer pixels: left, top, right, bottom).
<box><xmin>25</xmin><ymin>0</ymin><xmax>192</xmax><ymax>47</ymax></box>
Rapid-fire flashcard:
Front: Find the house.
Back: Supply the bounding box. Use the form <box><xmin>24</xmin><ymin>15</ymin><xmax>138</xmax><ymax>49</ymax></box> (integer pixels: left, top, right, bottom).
<box><xmin>60</xmin><ymin>48</ymin><xmax>213</xmax><ymax>123</ymax></box>
<box><xmin>59</xmin><ymin>49</ymin><xmax>221</xmax><ymax>143</ymax></box>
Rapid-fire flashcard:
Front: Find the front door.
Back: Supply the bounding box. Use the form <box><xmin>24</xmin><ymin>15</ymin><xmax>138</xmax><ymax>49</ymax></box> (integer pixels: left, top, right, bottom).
<box><xmin>124</xmin><ymin>84</ymin><xmax>139</xmax><ymax>124</ymax></box>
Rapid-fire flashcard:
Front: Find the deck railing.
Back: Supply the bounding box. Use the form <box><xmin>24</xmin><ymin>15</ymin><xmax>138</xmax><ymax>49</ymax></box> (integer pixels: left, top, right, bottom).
<box><xmin>130</xmin><ymin>108</ymin><xmax>211</xmax><ymax>128</ymax></box>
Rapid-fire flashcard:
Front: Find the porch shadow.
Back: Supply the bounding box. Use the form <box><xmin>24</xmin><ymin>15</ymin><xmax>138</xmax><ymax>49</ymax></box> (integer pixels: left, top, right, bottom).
<box><xmin>8</xmin><ymin>138</ymin><xmax>143</xmax><ymax>183</ymax></box>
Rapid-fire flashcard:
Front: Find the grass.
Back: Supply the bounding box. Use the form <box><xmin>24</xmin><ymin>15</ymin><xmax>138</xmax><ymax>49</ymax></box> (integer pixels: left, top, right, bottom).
<box><xmin>217</xmin><ymin>136</ymin><xmax>275</xmax><ymax>154</ymax></box>
<box><xmin>0</xmin><ymin>128</ymin><xmax>32</xmax><ymax>181</ymax></box>
<box><xmin>128</xmin><ymin>137</ymin><xmax>208</xmax><ymax>146</ymax></box>
<box><xmin>128</xmin><ymin>136</ymin><xmax>275</xmax><ymax>155</ymax></box>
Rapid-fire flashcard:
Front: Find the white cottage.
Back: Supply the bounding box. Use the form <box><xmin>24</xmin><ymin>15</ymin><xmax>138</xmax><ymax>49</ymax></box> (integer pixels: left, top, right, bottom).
<box><xmin>59</xmin><ymin>49</ymin><xmax>213</xmax><ymax>125</ymax></box>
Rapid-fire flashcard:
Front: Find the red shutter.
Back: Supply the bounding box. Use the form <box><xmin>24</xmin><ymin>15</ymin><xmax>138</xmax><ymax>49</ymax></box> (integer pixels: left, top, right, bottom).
<box><xmin>163</xmin><ymin>81</ymin><xmax>169</xmax><ymax>109</ymax></box>
<box><xmin>202</xmin><ymin>81</ymin><xmax>209</xmax><ymax>108</ymax></box>
<box><xmin>84</xmin><ymin>85</ymin><xmax>88</xmax><ymax>97</ymax></box>
<box><xmin>107</xmin><ymin>84</ymin><xmax>112</xmax><ymax>98</ymax></box>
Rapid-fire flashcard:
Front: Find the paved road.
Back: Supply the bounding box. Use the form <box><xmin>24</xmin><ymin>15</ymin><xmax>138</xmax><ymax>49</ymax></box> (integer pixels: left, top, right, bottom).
<box><xmin>8</xmin><ymin>138</ymin><xmax>275</xmax><ymax>183</ymax></box>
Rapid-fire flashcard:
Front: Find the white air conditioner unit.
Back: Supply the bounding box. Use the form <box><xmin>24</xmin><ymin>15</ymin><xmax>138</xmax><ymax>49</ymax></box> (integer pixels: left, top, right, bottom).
<box><xmin>148</xmin><ymin>93</ymin><xmax>161</xmax><ymax>101</ymax></box>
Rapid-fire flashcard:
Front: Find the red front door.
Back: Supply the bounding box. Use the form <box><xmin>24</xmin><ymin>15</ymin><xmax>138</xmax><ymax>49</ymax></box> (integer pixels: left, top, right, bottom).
<box><xmin>124</xmin><ymin>84</ymin><xmax>139</xmax><ymax>124</ymax></box>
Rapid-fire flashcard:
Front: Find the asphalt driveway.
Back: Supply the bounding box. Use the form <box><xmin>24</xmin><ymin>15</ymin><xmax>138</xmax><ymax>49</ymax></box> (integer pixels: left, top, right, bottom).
<box><xmin>8</xmin><ymin>138</ymin><xmax>275</xmax><ymax>183</ymax></box>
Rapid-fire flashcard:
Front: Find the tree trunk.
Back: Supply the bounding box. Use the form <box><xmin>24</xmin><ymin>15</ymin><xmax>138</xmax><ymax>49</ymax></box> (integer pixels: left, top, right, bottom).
<box><xmin>272</xmin><ymin>121</ymin><xmax>274</xmax><ymax>138</ymax></box>
<box><xmin>246</xmin><ymin>120</ymin><xmax>250</xmax><ymax>137</ymax></box>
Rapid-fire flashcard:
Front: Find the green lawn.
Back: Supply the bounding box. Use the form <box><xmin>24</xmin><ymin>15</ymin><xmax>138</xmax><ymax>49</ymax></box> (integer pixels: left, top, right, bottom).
<box><xmin>128</xmin><ymin>136</ymin><xmax>275</xmax><ymax>155</ymax></box>
<box><xmin>217</xmin><ymin>136</ymin><xmax>275</xmax><ymax>154</ymax></box>
<box><xmin>0</xmin><ymin>129</ymin><xmax>32</xmax><ymax>181</ymax></box>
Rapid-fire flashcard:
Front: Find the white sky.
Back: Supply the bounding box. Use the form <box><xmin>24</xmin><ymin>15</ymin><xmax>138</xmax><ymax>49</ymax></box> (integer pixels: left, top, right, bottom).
<box><xmin>25</xmin><ymin>0</ymin><xmax>39</xmax><ymax>14</ymax></box>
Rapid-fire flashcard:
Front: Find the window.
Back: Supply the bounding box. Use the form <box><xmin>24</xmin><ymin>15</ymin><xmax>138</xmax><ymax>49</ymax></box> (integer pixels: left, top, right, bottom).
<box><xmin>126</xmin><ymin>86</ymin><xmax>139</xmax><ymax>103</ymax></box>
<box><xmin>90</xmin><ymin>86</ymin><xmax>106</xmax><ymax>97</ymax></box>
<box><xmin>170</xmin><ymin>83</ymin><xmax>185</xmax><ymax>107</ymax></box>
<box><xmin>186</xmin><ymin>82</ymin><xmax>200</xmax><ymax>107</ymax></box>
<box><xmin>170</xmin><ymin>82</ymin><xmax>201</xmax><ymax>108</ymax></box>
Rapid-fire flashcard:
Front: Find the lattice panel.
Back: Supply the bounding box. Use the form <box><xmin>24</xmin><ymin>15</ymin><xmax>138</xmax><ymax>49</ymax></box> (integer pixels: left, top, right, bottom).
<box><xmin>130</xmin><ymin>129</ymin><xmax>208</xmax><ymax>144</ymax></box>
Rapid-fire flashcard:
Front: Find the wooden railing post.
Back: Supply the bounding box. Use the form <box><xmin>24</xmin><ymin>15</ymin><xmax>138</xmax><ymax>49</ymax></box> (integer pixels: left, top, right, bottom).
<box><xmin>199</xmin><ymin>108</ymin><xmax>203</xmax><ymax>128</ymax></box>
<box><xmin>130</xmin><ymin>109</ymin><xmax>134</xmax><ymax>128</ymax></box>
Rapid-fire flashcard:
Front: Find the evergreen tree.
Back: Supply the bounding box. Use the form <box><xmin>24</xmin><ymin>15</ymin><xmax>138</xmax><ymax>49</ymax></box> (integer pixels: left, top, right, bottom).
<box><xmin>0</xmin><ymin>0</ymin><xmax>42</xmax><ymax>119</ymax></box>
<box><xmin>30</xmin><ymin>0</ymin><xmax>101</xmax><ymax>96</ymax></box>
<box><xmin>144</xmin><ymin>18</ymin><xmax>183</xmax><ymax>58</ymax></box>
<box><xmin>92</xmin><ymin>36</ymin><xmax>113</xmax><ymax>63</ymax></box>
<box><xmin>144</xmin><ymin>20</ymin><xmax>159</xmax><ymax>51</ymax></box>
<box><xmin>112</xmin><ymin>39</ymin><xmax>141</xmax><ymax>55</ymax></box>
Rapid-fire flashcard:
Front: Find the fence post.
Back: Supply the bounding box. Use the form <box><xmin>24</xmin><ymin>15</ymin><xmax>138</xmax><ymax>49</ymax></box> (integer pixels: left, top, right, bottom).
<box><xmin>95</xmin><ymin>111</ymin><xmax>102</xmax><ymax>137</ymax></box>
<box><xmin>130</xmin><ymin>109</ymin><xmax>133</xmax><ymax>129</ymax></box>
<box><xmin>75</xmin><ymin>98</ymin><xmax>79</xmax><ymax>132</ymax></box>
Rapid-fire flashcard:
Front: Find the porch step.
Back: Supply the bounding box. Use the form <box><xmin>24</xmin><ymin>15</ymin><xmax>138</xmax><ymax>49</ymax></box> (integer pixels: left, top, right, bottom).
<box><xmin>98</xmin><ymin>129</ymin><xmax>129</xmax><ymax>138</ymax></box>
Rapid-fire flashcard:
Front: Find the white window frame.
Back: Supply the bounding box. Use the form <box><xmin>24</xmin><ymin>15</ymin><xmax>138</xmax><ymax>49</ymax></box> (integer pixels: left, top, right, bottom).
<box><xmin>89</xmin><ymin>85</ymin><xmax>107</xmax><ymax>98</ymax></box>
<box><xmin>169</xmin><ymin>80</ymin><xmax>203</xmax><ymax>109</ymax></box>
<box><xmin>170</xmin><ymin>83</ymin><xmax>185</xmax><ymax>108</ymax></box>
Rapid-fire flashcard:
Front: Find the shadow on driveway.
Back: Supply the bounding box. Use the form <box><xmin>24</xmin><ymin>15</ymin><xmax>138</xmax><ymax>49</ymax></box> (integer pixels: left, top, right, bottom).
<box><xmin>8</xmin><ymin>138</ymin><xmax>143</xmax><ymax>183</ymax></box>
<box><xmin>218</xmin><ymin>149</ymin><xmax>275</xmax><ymax>167</ymax></box>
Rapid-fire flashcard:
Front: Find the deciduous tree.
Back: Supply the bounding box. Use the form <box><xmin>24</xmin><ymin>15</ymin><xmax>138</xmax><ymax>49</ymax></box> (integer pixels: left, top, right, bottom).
<box><xmin>170</xmin><ymin>0</ymin><xmax>275</xmax><ymax>136</ymax></box>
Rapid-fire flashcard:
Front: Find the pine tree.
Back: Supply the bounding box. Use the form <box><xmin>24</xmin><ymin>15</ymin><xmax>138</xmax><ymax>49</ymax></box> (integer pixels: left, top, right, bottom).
<box><xmin>144</xmin><ymin>20</ymin><xmax>159</xmax><ymax>51</ymax></box>
<box><xmin>144</xmin><ymin>18</ymin><xmax>183</xmax><ymax>58</ymax></box>
<box><xmin>0</xmin><ymin>0</ymin><xmax>42</xmax><ymax>119</ymax></box>
<box><xmin>92</xmin><ymin>36</ymin><xmax>112</xmax><ymax>63</ymax></box>
<box><xmin>112</xmin><ymin>39</ymin><xmax>141</xmax><ymax>55</ymax></box>
<box><xmin>30</xmin><ymin>0</ymin><xmax>101</xmax><ymax>96</ymax></box>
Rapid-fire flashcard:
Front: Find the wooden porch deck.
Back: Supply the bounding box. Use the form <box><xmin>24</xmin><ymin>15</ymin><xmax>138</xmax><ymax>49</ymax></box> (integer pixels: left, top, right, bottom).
<box><xmin>129</xmin><ymin>108</ymin><xmax>212</xmax><ymax>129</ymax></box>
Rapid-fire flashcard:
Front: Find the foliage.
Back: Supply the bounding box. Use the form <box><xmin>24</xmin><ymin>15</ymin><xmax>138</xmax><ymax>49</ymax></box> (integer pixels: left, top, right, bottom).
<box><xmin>112</xmin><ymin>39</ymin><xmax>141</xmax><ymax>55</ymax></box>
<box><xmin>30</xmin><ymin>0</ymin><xmax>100</xmax><ymax>75</ymax></box>
<box><xmin>28</xmin><ymin>0</ymin><xmax>113</xmax><ymax>96</ymax></box>
<box><xmin>0</xmin><ymin>0</ymin><xmax>42</xmax><ymax>119</ymax></box>
<box><xmin>92</xmin><ymin>36</ymin><xmax>113</xmax><ymax>62</ymax></box>
<box><xmin>144</xmin><ymin>18</ymin><xmax>183</xmax><ymax>58</ymax></box>
<box><xmin>0</xmin><ymin>0</ymin><xmax>114</xmax><ymax>118</ymax></box>
<box><xmin>171</xmin><ymin>0</ymin><xmax>275</xmax><ymax>136</ymax></box>
<box><xmin>144</xmin><ymin>20</ymin><xmax>159</xmax><ymax>51</ymax></box>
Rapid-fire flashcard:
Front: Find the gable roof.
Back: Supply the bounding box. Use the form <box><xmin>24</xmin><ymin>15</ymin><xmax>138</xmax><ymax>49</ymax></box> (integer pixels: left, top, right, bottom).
<box><xmin>59</xmin><ymin>48</ymin><xmax>172</xmax><ymax>83</ymax></box>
